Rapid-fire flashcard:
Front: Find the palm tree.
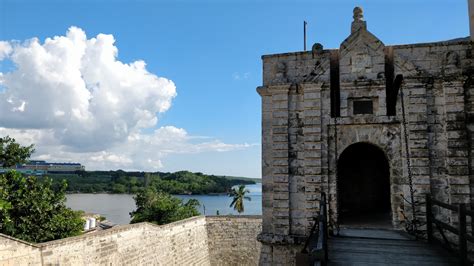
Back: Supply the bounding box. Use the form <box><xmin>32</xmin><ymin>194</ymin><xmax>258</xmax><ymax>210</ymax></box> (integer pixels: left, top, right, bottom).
<box><xmin>229</xmin><ymin>185</ymin><xmax>251</xmax><ymax>214</ymax></box>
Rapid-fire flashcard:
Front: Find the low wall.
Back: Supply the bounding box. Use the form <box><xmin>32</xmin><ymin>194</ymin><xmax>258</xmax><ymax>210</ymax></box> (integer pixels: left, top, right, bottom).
<box><xmin>39</xmin><ymin>216</ymin><xmax>210</xmax><ymax>265</ymax></box>
<box><xmin>0</xmin><ymin>215</ymin><xmax>262</xmax><ymax>265</ymax></box>
<box><xmin>206</xmin><ymin>216</ymin><xmax>262</xmax><ymax>266</ymax></box>
<box><xmin>0</xmin><ymin>234</ymin><xmax>41</xmax><ymax>265</ymax></box>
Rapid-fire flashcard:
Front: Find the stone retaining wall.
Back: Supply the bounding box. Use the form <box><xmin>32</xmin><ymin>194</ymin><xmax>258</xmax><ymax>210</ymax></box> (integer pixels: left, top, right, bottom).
<box><xmin>0</xmin><ymin>216</ymin><xmax>262</xmax><ymax>265</ymax></box>
<box><xmin>0</xmin><ymin>234</ymin><xmax>42</xmax><ymax>265</ymax></box>
<box><xmin>206</xmin><ymin>216</ymin><xmax>262</xmax><ymax>266</ymax></box>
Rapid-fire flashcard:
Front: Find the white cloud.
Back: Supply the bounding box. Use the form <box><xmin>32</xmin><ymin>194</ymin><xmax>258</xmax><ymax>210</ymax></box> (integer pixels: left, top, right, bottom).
<box><xmin>0</xmin><ymin>26</ymin><xmax>176</xmax><ymax>151</ymax></box>
<box><xmin>232</xmin><ymin>72</ymin><xmax>250</xmax><ymax>80</ymax></box>
<box><xmin>0</xmin><ymin>126</ymin><xmax>256</xmax><ymax>171</ymax></box>
<box><xmin>0</xmin><ymin>27</ymin><xmax>254</xmax><ymax>172</ymax></box>
<box><xmin>0</xmin><ymin>41</ymin><xmax>12</xmax><ymax>61</ymax></box>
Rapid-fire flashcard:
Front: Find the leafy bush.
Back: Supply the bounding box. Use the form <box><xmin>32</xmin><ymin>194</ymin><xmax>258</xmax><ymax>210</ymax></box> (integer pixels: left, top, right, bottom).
<box><xmin>0</xmin><ymin>171</ymin><xmax>84</xmax><ymax>243</ymax></box>
<box><xmin>130</xmin><ymin>187</ymin><xmax>200</xmax><ymax>225</ymax></box>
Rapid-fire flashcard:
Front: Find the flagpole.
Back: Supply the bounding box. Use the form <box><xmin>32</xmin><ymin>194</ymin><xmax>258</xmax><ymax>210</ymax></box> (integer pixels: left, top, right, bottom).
<box><xmin>304</xmin><ymin>21</ymin><xmax>307</xmax><ymax>51</ymax></box>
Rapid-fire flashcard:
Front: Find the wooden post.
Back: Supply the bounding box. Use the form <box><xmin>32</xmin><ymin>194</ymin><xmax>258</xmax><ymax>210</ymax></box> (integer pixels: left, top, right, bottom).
<box><xmin>458</xmin><ymin>203</ymin><xmax>467</xmax><ymax>265</ymax></box>
<box><xmin>426</xmin><ymin>194</ymin><xmax>433</xmax><ymax>243</ymax></box>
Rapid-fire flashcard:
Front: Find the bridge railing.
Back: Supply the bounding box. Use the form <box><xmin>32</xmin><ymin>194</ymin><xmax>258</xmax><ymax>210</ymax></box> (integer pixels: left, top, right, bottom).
<box><xmin>426</xmin><ymin>194</ymin><xmax>473</xmax><ymax>265</ymax></box>
<box><xmin>296</xmin><ymin>192</ymin><xmax>328</xmax><ymax>266</ymax></box>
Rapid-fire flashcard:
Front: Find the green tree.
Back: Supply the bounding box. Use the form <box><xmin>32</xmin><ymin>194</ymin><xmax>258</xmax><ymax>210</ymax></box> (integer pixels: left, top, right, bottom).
<box><xmin>128</xmin><ymin>176</ymin><xmax>139</xmax><ymax>193</ymax></box>
<box><xmin>229</xmin><ymin>185</ymin><xmax>251</xmax><ymax>214</ymax></box>
<box><xmin>0</xmin><ymin>136</ymin><xmax>83</xmax><ymax>243</ymax></box>
<box><xmin>0</xmin><ymin>136</ymin><xmax>35</xmax><ymax>168</ymax></box>
<box><xmin>130</xmin><ymin>187</ymin><xmax>200</xmax><ymax>225</ymax></box>
<box><xmin>0</xmin><ymin>171</ymin><xmax>84</xmax><ymax>243</ymax></box>
<box><xmin>112</xmin><ymin>183</ymin><xmax>127</xmax><ymax>193</ymax></box>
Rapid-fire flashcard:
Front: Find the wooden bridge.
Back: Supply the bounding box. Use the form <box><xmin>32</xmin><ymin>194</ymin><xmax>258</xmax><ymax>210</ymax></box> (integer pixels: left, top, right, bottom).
<box><xmin>296</xmin><ymin>193</ymin><xmax>470</xmax><ymax>266</ymax></box>
<box><xmin>327</xmin><ymin>228</ymin><xmax>459</xmax><ymax>265</ymax></box>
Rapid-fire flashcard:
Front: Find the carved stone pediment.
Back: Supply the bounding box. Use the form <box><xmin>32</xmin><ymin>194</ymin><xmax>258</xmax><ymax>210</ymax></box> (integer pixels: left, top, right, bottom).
<box><xmin>339</xmin><ymin>8</ymin><xmax>385</xmax><ymax>81</ymax></box>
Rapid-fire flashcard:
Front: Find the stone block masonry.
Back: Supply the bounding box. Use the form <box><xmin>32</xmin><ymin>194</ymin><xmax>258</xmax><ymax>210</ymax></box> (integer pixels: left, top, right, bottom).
<box><xmin>206</xmin><ymin>216</ymin><xmax>262</xmax><ymax>266</ymax></box>
<box><xmin>257</xmin><ymin>6</ymin><xmax>474</xmax><ymax>265</ymax></box>
<box><xmin>0</xmin><ymin>216</ymin><xmax>262</xmax><ymax>265</ymax></box>
<box><xmin>40</xmin><ymin>218</ymin><xmax>210</xmax><ymax>265</ymax></box>
<box><xmin>0</xmin><ymin>234</ymin><xmax>41</xmax><ymax>265</ymax></box>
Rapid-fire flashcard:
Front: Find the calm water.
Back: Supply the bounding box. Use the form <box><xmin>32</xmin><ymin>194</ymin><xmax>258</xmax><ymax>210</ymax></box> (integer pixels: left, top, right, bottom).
<box><xmin>66</xmin><ymin>183</ymin><xmax>262</xmax><ymax>224</ymax></box>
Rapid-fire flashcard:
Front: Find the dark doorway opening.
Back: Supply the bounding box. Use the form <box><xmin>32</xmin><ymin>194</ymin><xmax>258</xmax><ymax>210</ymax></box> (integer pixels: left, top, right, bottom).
<box><xmin>337</xmin><ymin>142</ymin><xmax>391</xmax><ymax>228</ymax></box>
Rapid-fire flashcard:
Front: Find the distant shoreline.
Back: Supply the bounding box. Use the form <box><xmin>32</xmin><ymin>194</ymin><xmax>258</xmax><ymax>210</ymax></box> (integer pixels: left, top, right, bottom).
<box><xmin>44</xmin><ymin>170</ymin><xmax>258</xmax><ymax>195</ymax></box>
<box><xmin>66</xmin><ymin>182</ymin><xmax>262</xmax><ymax>196</ymax></box>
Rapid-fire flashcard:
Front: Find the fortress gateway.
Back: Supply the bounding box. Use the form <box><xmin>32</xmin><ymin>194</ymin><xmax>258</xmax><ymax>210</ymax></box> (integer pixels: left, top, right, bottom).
<box><xmin>257</xmin><ymin>6</ymin><xmax>474</xmax><ymax>265</ymax></box>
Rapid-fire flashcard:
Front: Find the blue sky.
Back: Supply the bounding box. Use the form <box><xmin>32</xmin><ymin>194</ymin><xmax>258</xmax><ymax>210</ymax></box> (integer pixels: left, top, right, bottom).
<box><xmin>0</xmin><ymin>0</ymin><xmax>469</xmax><ymax>178</ymax></box>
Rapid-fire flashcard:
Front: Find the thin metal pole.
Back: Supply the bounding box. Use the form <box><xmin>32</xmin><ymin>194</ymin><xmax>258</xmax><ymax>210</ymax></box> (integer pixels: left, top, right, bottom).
<box><xmin>304</xmin><ymin>21</ymin><xmax>307</xmax><ymax>51</ymax></box>
<box><xmin>459</xmin><ymin>203</ymin><xmax>467</xmax><ymax>265</ymax></box>
<box><xmin>425</xmin><ymin>194</ymin><xmax>433</xmax><ymax>243</ymax></box>
<box><xmin>334</xmin><ymin>117</ymin><xmax>339</xmax><ymax>235</ymax></box>
<box><xmin>322</xmin><ymin>193</ymin><xmax>328</xmax><ymax>264</ymax></box>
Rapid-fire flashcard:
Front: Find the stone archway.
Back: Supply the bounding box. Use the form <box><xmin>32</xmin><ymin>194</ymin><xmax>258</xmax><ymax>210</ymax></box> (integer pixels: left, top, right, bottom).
<box><xmin>337</xmin><ymin>142</ymin><xmax>391</xmax><ymax>228</ymax></box>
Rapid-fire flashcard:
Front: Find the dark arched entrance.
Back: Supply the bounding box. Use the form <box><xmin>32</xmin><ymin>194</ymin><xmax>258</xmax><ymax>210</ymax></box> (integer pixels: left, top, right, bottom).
<box><xmin>337</xmin><ymin>142</ymin><xmax>391</xmax><ymax>227</ymax></box>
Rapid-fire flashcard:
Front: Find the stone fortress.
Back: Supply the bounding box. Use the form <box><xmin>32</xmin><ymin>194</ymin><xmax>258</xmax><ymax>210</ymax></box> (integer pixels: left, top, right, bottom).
<box><xmin>3</xmin><ymin>4</ymin><xmax>474</xmax><ymax>266</ymax></box>
<box><xmin>257</xmin><ymin>3</ymin><xmax>474</xmax><ymax>265</ymax></box>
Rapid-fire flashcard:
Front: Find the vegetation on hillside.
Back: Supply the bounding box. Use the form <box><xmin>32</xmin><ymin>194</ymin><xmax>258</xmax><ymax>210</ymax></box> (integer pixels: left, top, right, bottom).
<box><xmin>217</xmin><ymin>176</ymin><xmax>261</xmax><ymax>183</ymax></box>
<box><xmin>47</xmin><ymin>170</ymin><xmax>256</xmax><ymax>195</ymax></box>
<box><xmin>130</xmin><ymin>186</ymin><xmax>200</xmax><ymax>225</ymax></box>
<box><xmin>0</xmin><ymin>137</ymin><xmax>83</xmax><ymax>243</ymax></box>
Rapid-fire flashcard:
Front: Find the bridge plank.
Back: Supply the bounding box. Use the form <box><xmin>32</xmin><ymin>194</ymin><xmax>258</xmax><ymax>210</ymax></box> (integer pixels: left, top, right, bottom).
<box><xmin>327</xmin><ymin>229</ymin><xmax>459</xmax><ymax>266</ymax></box>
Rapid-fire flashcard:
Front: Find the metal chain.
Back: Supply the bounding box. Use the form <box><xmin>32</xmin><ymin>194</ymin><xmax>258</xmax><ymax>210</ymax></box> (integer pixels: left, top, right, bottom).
<box><xmin>400</xmin><ymin>83</ymin><xmax>418</xmax><ymax>235</ymax></box>
<box><xmin>333</xmin><ymin>116</ymin><xmax>340</xmax><ymax>235</ymax></box>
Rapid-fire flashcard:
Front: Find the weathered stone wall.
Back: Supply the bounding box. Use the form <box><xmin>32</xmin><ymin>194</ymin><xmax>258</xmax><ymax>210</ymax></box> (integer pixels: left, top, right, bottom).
<box><xmin>393</xmin><ymin>41</ymin><xmax>473</xmax><ymax>224</ymax></box>
<box><xmin>206</xmin><ymin>216</ymin><xmax>262</xmax><ymax>266</ymax></box>
<box><xmin>257</xmin><ymin>6</ymin><xmax>474</xmax><ymax>265</ymax></box>
<box><xmin>0</xmin><ymin>234</ymin><xmax>42</xmax><ymax>265</ymax></box>
<box><xmin>40</xmin><ymin>217</ymin><xmax>210</xmax><ymax>265</ymax></box>
<box><xmin>0</xmin><ymin>216</ymin><xmax>262</xmax><ymax>265</ymax></box>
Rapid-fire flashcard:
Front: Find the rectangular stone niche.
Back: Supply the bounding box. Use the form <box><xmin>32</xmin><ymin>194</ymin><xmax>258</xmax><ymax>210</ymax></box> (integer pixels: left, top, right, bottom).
<box><xmin>353</xmin><ymin>100</ymin><xmax>373</xmax><ymax>115</ymax></box>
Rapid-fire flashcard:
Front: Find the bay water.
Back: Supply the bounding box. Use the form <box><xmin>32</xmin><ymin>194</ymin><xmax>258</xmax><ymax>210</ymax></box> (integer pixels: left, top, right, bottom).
<box><xmin>66</xmin><ymin>183</ymin><xmax>262</xmax><ymax>224</ymax></box>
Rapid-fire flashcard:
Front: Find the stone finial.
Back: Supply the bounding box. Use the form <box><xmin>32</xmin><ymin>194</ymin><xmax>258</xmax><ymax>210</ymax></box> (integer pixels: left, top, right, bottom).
<box><xmin>353</xmin><ymin>7</ymin><xmax>364</xmax><ymax>21</ymax></box>
<box><xmin>351</xmin><ymin>6</ymin><xmax>367</xmax><ymax>33</ymax></box>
